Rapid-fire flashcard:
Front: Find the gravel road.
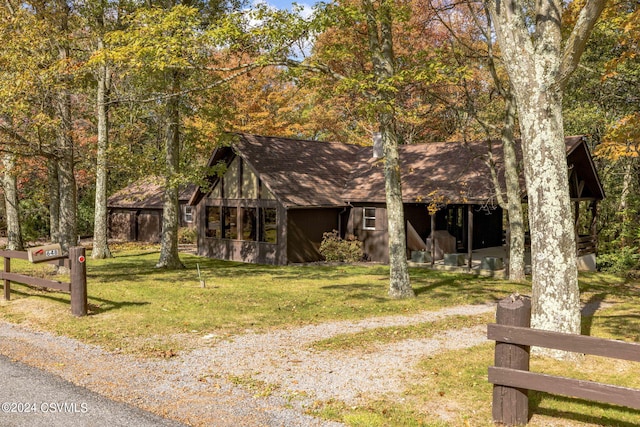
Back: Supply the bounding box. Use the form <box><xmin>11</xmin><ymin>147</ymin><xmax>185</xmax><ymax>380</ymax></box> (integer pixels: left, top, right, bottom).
<box><xmin>0</xmin><ymin>303</ymin><xmax>495</xmax><ymax>426</ymax></box>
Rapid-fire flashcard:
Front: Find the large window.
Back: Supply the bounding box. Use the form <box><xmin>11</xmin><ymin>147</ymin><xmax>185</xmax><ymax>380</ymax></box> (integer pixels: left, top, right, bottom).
<box><xmin>242</xmin><ymin>208</ymin><xmax>257</xmax><ymax>241</ymax></box>
<box><xmin>206</xmin><ymin>206</ymin><xmax>221</xmax><ymax>238</ymax></box>
<box><xmin>260</xmin><ymin>208</ymin><xmax>277</xmax><ymax>243</ymax></box>
<box><xmin>363</xmin><ymin>207</ymin><xmax>376</xmax><ymax>230</ymax></box>
<box><xmin>223</xmin><ymin>207</ymin><xmax>238</xmax><ymax>239</ymax></box>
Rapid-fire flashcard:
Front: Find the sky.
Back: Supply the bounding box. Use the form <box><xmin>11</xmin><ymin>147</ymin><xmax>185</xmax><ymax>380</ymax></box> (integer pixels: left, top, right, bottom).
<box><xmin>257</xmin><ymin>0</ymin><xmax>316</xmax><ymax>15</ymax></box>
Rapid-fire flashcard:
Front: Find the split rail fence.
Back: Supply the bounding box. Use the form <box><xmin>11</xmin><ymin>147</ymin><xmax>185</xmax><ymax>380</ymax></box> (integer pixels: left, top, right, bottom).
<box><xmin>488</xmin><ymin>295</ymin><xmax>640</xmax><ymax>425</ymax></box>
<box><xmin>0</xmin><ymin>246</ymin><xmax>87</xmax><ymax>316</ymax></box>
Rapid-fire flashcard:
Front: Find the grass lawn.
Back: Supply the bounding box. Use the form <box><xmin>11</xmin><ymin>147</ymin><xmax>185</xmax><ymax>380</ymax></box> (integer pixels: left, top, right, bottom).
<box><xmin>1</xmin><ymin>243</ymin><xmax>640</xmax><ymax>426</ymax></box>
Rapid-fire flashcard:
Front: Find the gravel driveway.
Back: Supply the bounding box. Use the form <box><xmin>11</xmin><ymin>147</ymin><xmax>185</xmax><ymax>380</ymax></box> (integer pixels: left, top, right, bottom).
<box><xmin>0</xmin><ymin>303</ymin><xmax>495</xmax><ymax>426</ymax></box>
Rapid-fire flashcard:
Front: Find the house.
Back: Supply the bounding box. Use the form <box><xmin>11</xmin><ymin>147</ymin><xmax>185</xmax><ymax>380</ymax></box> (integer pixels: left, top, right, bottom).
<box><xmin>189</xmin><ymin>133</ymin><xmax>604</xmax><ymax>267</ymax></box>
<box><xmin>108</xmin><ymin>176</ymin><xmax>196</xmax><ymax>243</ymax></box>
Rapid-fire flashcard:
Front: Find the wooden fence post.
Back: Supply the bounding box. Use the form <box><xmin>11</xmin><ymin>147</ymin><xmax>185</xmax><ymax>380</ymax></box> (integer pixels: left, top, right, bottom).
<box><xmin>493</xmin><ymin>294</ymin><xmax>531</xmax><ymax>426</ymax></box>
<box><xmin>3</xmin><ymin>256</ymin><xmax>10</xmax><ymax>301</ymax></box>
<box><xmin>69</xmin><ymin>246</ymin><xmax>87</xmax><ymax>317</ymax></box>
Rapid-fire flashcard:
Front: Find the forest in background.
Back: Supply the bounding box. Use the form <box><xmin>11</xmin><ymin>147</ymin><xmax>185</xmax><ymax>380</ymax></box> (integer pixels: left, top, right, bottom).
<box><xmin>0</xmin><ymin>0</ymin><xmax>638</xmax><ymax>273</ymax></box>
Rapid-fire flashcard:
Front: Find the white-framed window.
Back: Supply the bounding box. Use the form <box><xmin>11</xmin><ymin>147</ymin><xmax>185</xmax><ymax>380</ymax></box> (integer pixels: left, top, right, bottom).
<box><xmin>184</xmin><ymin>206</ymin><xmax>194</xmax><ymax>223</ymax></box>
<box><xmin>363</xmin><ymin>207</ymin><xmax>376</xmax><ymax>230</ymax></box>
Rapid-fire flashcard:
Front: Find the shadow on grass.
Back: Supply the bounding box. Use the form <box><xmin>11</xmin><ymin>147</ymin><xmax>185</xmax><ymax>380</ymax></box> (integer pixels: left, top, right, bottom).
<box><xmin>8</xmin><ymin>287</ymin><xmax>150</xmax><ymax>315</ymax></box>
<box><xmin>529</xmin><ymin>392</ymin><xmax>640</xmax><ymax>426</ymax></box>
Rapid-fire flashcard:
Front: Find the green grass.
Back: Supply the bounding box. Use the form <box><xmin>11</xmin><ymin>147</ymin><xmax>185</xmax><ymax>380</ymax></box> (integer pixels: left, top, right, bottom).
<box><xmin>0</xmin><ymin>243</ymin><xmax>531</xmax><ymax>354</ymax></box>
<box><xmin>311</xmin><ymin>312</ymin><xmax>494</xmax><ymax>352</ymax></box>
<box><xmin>2</xmin><ymin>244</ymin><xmax>640</xmax><ymax>426</ymax></box>
<box><xmin>307</xmin><ymin>272</ymin><xmax>640</xmax><ymax>427</ymax></box>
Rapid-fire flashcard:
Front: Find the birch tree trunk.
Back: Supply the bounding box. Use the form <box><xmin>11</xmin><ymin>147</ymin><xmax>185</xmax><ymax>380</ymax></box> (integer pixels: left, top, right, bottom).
<box><xmin>364</xmin><ymin>0</ymin><xmax>413</xmax><ymax>298</ymax></box>
<box><xmin>485</xmin><ymin>0</ymin><xmax>605</xmax><ymax>355</ymax></box>
<box><xmin>92</xmin><ymin>34</ymin><xmax>113</xmax><ymax>259</ymax></box>
<box><xmin>156</xmin><ymin>70</ymin><xmax>184</xmax><ymax>269</ymax></box>
<box><xmin>2</xmin><ymin>153</ymin><xmax>23</xmax><ymax>251</ymax></box>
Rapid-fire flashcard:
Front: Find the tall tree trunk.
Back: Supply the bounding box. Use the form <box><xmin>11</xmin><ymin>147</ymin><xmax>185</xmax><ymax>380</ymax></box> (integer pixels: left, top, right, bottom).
<box><xmin>501</xmin><ymin>95</ymin><xmax>526</xmax><ymax>281</ymax></box>
<box><xmin>2</xmin><ymin>153</ymin><xmax>23</xmax><ymax>251</ymax></box>
<box><xmin>156</xmin><ymin>70</ymin><xmax>184</xmax><ymax>269</ymax></box>
<box><xmin>92</xmin><ymin>35</ymin><xmax>113</xmax><ymax>259</ymax></box>
<box><xmin>618</xmin><ymin>159</ymin><xmax>633</xmax><ymax>246</ymax></box>
<box><xmin>486</xmin><ymin>0</ymin><xmax>605</xmax><ymax>357</ymax></box>
<box><xmin>364</xmin><ymin>0</ymin><xmax>413</xmax><ymax>298</ymax></box>
<box><xmin>55</xmin><ymin>0</ymin><xmax>77</xmax><ymax>252</ymax></box>
<box><xmin>48</xmin><ymin>159</ymin><xmax>60</xmax><ymax>244</ymax></box>
<box><xmin>56</xmin><ymin>102</ymin><xmax>77</xmax><ymax>252</ymax></box>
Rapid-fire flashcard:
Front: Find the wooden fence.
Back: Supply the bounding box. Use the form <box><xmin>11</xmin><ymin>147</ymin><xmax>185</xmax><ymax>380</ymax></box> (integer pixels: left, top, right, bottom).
<box><xmin>0</xmin><ymin>246</ymin><xmax>87</xmax><ymax>317</ymax></box>
<box><xmin>488</xmin><ymin>295</ymin><xmax>640</xmax><ymax>425</ymax></box>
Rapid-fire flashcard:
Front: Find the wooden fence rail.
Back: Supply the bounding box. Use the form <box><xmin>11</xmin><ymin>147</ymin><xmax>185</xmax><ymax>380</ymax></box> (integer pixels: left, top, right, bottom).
<box><xmin>0</xmin><ymin>246</ymin><xmax>87</xmax><ymax>317</ymax></box>
<box><xmin>488</xmin><ymin>295</ymin><xmax>640</xmax><ymax>425</ymax></box>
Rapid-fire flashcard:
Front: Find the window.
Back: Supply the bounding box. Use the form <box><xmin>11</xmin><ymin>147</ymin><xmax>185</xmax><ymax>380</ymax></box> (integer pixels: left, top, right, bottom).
<box><xmin>363</xmin><ymin>207</ymin><xmax>376</xmax><ymax>230</ymax></box>
<box><xmin>183</xmin><ymin>206</ymin><xmax>193</xmax><ymax>223</ymax></box>
<box><xmin>259</xmin><ymin>208</ymin><xmax>277</xmax><ymax>243</ymax></box>
<box><xmin>242</xmin><ymin>208</ymin><xmax>257</xmax><ymax>241</ymax></box>
<box><xmin>205</xmin><ymin>206</ymin><xmax>221</xmax><ymax>238</ymax></box>
<box><xmin>223</xmin><ymin>207</ymin><xmax>238</xmax><ymax>239</ymax></box>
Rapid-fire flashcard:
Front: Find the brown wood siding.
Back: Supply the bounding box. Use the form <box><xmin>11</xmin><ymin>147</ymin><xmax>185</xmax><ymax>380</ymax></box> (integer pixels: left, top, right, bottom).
<box><xmin>108</xmin><ymin>210</ymin><xmax>135</xmax><ymax>241</ymax></box>
<box><xmin>137</xmin><ymin>210</ymin><xmax>161</xmax><ymax>243</ymax></box>
<box><xmin>286</xmin><ymin>208</ymin><xmax>340</xmax><ymax>263</ymax></box>
<box><xmin>349</xmin><ymin>205</ymin><xmax>389</xmax><ymax>263</ymax></box>
<box><xmin>108</xmin><ymin>208</ymin><xmax>161</xmax><ymax>242</ymax></box>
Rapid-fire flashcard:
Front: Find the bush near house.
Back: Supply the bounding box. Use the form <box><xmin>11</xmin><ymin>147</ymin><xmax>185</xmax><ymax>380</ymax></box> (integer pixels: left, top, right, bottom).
<box><xmin>319</xmin><ymin>230</ymin><xmax>364</xmax><ymax>263</ymax></box>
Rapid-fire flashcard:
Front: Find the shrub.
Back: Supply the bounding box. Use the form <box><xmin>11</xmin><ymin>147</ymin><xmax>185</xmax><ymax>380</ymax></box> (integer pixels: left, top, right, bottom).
<box><xmin>597</xmin><ymin>247</ymin><xmax>640</xmax><ymax>275</ymax></box>
<box><xmin>178</xmin><ymin>227</ymin><xmax>197</xmax><ymax>244</ymax></box>
<box><xmin>319</xmin><ymin>230</ymin><xmax>363</xmax><ymax>263</ymax></box>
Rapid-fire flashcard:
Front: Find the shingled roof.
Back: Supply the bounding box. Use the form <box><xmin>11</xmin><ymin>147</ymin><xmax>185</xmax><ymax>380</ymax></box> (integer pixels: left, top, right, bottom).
<box><xmin>108</xmin><ymin>176</ymin><xmax>196</xmax><ymax>209</ymax></box>
<box><xmin>191</xmin><ymin>133</ymin><xmax>601</xmax><ymax>208</ymax></box>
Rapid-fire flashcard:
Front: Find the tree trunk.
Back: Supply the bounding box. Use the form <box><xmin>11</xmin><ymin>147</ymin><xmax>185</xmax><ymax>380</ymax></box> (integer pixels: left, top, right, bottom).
<box><xmin>156</xmin><ymin>70</ymin><xmax>184</xmax><ymax>269</ymax></box>
<box><xmin>2</xmin><ymin>153</ymin><xmax>23</xmax><ymax>251</ymax></box>
<box><xmin>501</xmin><ymin>96</ymin><xmax>526</xmax><ymax>281</ymax></box>
<box><xmin>381</xmin><ymin>125</ymin><xmax>413</xmax><ymax>298</ymax></box>
<box><xmin>363</xmin><ymin>0</ymin><xmax>413</xmax><ymax>298</ymax></box>
<box><xmin>56</xmin><ymin>104</ymin><xmax>77</xmax><ymax>252</ymax></box>
<box><xmin>48</xmin><ymin>159</ymin><xmax>60</xmax><ymax>244</ymax></box>
<box><xmin>519</xmin><ymin>93</ymin><xmax>581</xmax><ymax>347</ymax></box>
<box><xmin>55</xmin><ymin>0</ymin><xmax>77</xmax><ymax>253</ymax></box>
<box><xmin>92</xmin><ymin>36</ymin><xmax>113</xmax><ymax>260</ymax></box>
<box><xmin>618</xmin><ymin>159</ymin><xmax>633</xmax><ymax>246</ymax></box>
<box><xmin>484</xmin><ymin>0</ymin><xmax>605</xmax><ymax>355</ymax></box>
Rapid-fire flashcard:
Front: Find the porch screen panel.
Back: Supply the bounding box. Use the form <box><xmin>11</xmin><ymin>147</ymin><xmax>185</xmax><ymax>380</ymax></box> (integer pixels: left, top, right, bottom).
<box><xmin>259</xmin><ymin>208</ymin><xmax>277</xmax><ymax>243</ymax></box>
<box><xmin>242</xmin><ymin>208</ymin><xmax>257</xmax><ymax>241</ymax></box>
<box><xmin>224</xmin><ymin>207</ymin><xmax>238</xmax><ymax>239</ymax></box>
<box><xmin>205</xmin><ymin>206</ymin><xmax>221</xmax><ymax>238</ymax></box>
